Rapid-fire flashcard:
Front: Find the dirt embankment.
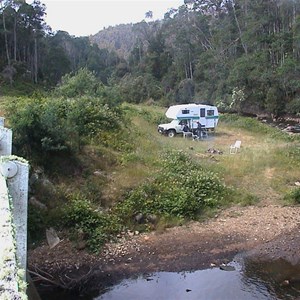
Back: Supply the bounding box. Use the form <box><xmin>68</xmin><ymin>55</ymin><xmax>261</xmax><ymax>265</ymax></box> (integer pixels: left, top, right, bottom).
<box><xmin>28</xmin><ymin>204</ymin><xmax>300</xmax><ymax>293</ymax></box>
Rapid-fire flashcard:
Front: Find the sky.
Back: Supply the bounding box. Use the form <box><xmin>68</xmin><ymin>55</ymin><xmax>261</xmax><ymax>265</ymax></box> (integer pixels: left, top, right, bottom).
<box><xmin>39</xmin><ymin>0</ymin><xmax>184</xmax><ymax>37</ymax></box>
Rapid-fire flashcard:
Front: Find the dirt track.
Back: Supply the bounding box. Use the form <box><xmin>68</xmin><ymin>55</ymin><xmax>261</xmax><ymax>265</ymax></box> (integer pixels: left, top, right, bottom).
<box><xmin>28</xmin><ymin>204</ymin><xmax>300</xmax><ymax>293</ymax></box>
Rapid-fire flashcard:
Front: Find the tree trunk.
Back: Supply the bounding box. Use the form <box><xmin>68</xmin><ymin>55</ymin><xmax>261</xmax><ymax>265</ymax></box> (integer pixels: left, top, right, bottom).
<box><xmin>231</xmin><ymin>0</ymin><xmax>248</xmax><ymax>55</ymax></box>
<box><xmin>184</xmin><ymin>62</ymin><xmax>188</xmax><ymax>79</ymax></box>
<box><xmin>188</xmin><ymin>49</ymin><xmax>193</xmax><ymax>80</ymax></box>
<box><xmin>34</xmin><ymin>34</ymin><xmax>38</xmax><ymax>83</ymax></box>
<box><xmin>13</xmin><ymin>13</ymin><xmax>17</xmax><ymax>61</ymax></box>
<box><xmin>2</xmin><ymin>4</ymin><xmax>11</xmax><ymax>67</ymax></box>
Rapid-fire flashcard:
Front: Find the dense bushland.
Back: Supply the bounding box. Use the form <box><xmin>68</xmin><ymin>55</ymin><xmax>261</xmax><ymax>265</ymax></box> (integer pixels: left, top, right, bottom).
<box><xmin>5</xmin><ymin>69</ymin><xmax>125</xmax><ymax>166</ymax></box>
<box><xmin>2</xmin><ymin>1</ymin><xmax>300</xmax><ymax>117</ymax></box>
<box><xmin>4</xmin><ymin>70</ymin><xmax>300</xmax><ymax>253</ymax></box>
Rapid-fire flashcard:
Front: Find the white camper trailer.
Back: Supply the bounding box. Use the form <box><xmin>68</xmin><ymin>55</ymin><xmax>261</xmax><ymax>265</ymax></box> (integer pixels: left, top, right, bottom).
<box><xmin>158</xmin><ymin>103</ymin><xmax>219</xmax><ymax>137</ymax></box>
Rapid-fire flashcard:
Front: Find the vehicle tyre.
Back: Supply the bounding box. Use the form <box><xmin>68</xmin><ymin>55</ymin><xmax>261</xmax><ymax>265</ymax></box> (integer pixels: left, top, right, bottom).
<box><xmin>167</xmin><ymin>129</ymin><xmax>176</xmax><ymax>138</ymax></box>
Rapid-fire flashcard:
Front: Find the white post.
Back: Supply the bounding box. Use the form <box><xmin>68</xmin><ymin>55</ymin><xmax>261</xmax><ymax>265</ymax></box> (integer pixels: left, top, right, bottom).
<box><xmin>1</xmin><ymin>160</ymin><xmax>29</xmax><ymax>277</ymax></box>
<box><xmin>0</xmin><ymin>175</ymin><xmax>25</xmax><ymax>299</ymax></box>
<box><xmin>0</xmin><ymin>119</ymin><xmax>12</xmax><ymax>155</ymax></box>
<box><xmin>0</xmin><ymin>117</ymin><xmax>29</xmax><ymax>293</ymax></box>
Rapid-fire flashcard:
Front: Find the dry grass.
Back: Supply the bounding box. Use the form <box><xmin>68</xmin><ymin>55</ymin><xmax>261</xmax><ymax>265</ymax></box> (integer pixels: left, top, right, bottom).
<box><xmin>188</xmin><ymin>126</ymin><xmax>300</xmax><ymax>204</ymax></box>
<box><xmin>4</xmin><ymin>95</ymin><xmax>297</xmax><ymax>207</ymax></box>
<box><xmin>109</xmin><ymin>107</ymin><xmax>300</xmax><ymax>206</ymax></box>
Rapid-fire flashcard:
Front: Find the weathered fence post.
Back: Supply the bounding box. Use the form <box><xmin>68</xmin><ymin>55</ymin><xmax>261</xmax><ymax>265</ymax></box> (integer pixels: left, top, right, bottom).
<box><xmin>0</xmin><ymin>175</ymin><xmax>26</xmax><ymax>299</ymax></box>
<box><xmin>0</xmin><ymin>117</ymin><xmax>29</xmax><ymax>299</ymax></box>
<box><xmin>1</xmin><ymin>159</ymin><xmax>29</xmax><ymax>274</ymax></box>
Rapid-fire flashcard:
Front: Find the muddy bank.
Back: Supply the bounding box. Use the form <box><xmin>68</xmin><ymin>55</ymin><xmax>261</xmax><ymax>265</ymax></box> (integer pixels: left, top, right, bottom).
<box><xmin>244</xmin><ymin>226</ymin><xmax>300</xmax><ymax>265</ymax></box>
<box><xmin>28</xmin><ymin>205</ymin><xmax>300</xmax><ymax>296</ymax></box>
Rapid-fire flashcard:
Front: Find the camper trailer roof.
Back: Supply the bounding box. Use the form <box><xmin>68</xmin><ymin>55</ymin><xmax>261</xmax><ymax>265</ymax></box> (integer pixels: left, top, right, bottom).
<box><xmin>165</xmin><ymin>103</ymin><xmax>216</xmax><ymax>119</ymax></box>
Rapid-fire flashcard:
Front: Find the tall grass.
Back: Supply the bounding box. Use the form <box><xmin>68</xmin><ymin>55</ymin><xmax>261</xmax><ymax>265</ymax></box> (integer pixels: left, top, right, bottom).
<box><xmin>128</xmin><ymin>109</ymin><xmax>300</xmax><ymax>206</ymax></box>
<box><xmin>26</xmin><ymin>103</ymin><xmax>300</xmax><ymax>247</ymax></box>
<box><xmin>220</xmin><ymin>113</ymin><xmax>300</xmax><ymax>142</ymax></box>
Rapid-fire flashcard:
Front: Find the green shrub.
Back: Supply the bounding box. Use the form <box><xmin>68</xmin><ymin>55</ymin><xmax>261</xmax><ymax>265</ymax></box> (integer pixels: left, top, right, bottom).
<box><xmin>66</xmin><ymin>97</ymin><xmax>123</xmax><ymax>138</ymax></box>
<box><xmin>5</xmin><ymin>96</ymin><xmax>69</xmax><ymax>161</ymax></box>
<box><xmin>284</xmin><ymin>187</ymin><xmax>300</xmax><ymax>204</ymax></box>
<box><xmin>55</xmin><ymin>68</ymin><xmax>102</xmax><ymax>98</ymax></box>
<box><xmin>61</xmin><ymin>195</ymin><xmax>121</xmax><ymax>252</ymax></box>
<box><xmin>5</xmin><ymin>95</ymin><xmax>125</xmax><ymax>163</ymax></box>
<box><xmin>116</xmin><ymin>150</ymin><xmax>228</xmax><ymax>221</ymax></box>
<box><xmin>118</xmin><ymin>74</ymin><xmax>163</xmax><ymax>103</ymax></box>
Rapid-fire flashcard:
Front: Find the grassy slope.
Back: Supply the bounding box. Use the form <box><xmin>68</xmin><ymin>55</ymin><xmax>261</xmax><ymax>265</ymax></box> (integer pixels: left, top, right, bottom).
<box><xmin>1</xmin><ymin>96</ymin><xmax>298</xmax><ymax>209</ymax></box>
<box><xmin>107</xmin><ymin>104</ymin><xmax>300</xmax><ymax>207</ymax></box>
<box><xmin>1</xmin><ymin>97</ymin><xmax>300</xmax><ymax>247</ymax></box>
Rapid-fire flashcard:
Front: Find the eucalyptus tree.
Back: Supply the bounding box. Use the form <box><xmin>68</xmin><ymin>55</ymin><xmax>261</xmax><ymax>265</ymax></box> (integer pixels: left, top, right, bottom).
<box><xmin>41</xmin><ymin>34</ymin><xmax>71</xmax><ymax>85</ymax></box>
<box><xmin>0</xmin><ymin>0</ymin><xmax>28</xmax><ymax>83</ymax></box>
<box><xmin>131</xmin><ymin>20</ymin><xmax>153</xmax><ymax>64</ymax></box>
<box><xmin>0</xmin><ymin>0</ymin><xmax>48</xmax><ymax>83</ymax></box>
<box><xmin>145</xmin><ymin>10</ymin><xmax>153</xmax><ymax>20</ymax></box>
<box><xmin>5</xmin><ymin>0</ymin><xmax>24</xmax><ymax>61</ymax></box>
<box><xmin>0</xmin><ymin>0</ymin><xmax>13</xmax><ymax>79</ymax></box>
<box><xmin>144</xmin><ymin>30</ymin><xmax>171</xmax><ymax>80</ymax></box>
<box><xmin>86</xmin><ymin>45</ymin><xmax>121</xmax><ymax>83</ymax></box>
<box><xmin>165</xmin><ymin>4</ymin><xmax>196</xmax><ymax>80</ymax></box>
<box><xmin>22</xmin><ymin>0</ymin><xmax>48</xmax><ymax>83</ymax></box>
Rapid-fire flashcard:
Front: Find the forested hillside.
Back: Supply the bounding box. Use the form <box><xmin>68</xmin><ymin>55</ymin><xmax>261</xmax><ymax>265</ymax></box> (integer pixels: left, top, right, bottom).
<box><xmin>3</xmin><ymin>3</ymin><xmax>300</xmax><ymax>290</ymax></box>
<box><xmin>1</xmin><ymin>0</ymin><xmax>300</xmax><ymax>116</ymax></box>
<box><xmin>90</xmin><ymin>24</ymin><xmax>136</xmax><ymax>59</ymax></box>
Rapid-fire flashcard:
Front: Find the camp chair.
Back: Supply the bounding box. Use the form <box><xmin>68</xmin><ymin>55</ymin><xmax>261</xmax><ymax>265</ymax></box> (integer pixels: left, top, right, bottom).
<box><xmin>230</xmin><ymin>140</ymin><xmax>241</xmax><ymax>154</ymax></box>
<box><xmin>192</xmin><ymin>128</ymin><xmax>208</xmax><ymax>141</ymax></box>
<box><xmin>192</xmin><ymin>132</ymin><xmax>203</xmax><ymax>141</ymax></box>
<box><xmin>202</xmin><ymin>129</ymin><xmax>208</xmax><ymax>138</ymax></box>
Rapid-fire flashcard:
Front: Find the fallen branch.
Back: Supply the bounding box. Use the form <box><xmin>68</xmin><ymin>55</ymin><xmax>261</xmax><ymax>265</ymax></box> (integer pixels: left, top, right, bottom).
<box><xmin>28</xmin><ymin>270</ymin><xmax>63</xmax><ymax>288</ymax></box>
<box><xmin>28</xmin><ymin>265</ymin><xmax>95</xmax><ymax>292</ymax></box>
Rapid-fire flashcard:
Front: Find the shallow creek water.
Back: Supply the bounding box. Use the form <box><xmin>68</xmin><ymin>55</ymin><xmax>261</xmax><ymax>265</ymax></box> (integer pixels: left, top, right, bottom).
<box><xmin>39</xmin><ymin>256</ymin><xmax>300</xmax><ymax>300</ymax></box>
<box><xmin>95</xmin><ymin>259</ymin><xmax>300</xmax><ymax>300</ymax></box>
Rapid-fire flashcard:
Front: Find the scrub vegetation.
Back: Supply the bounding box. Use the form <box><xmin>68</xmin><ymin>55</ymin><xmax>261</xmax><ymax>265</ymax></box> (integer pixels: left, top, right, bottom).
<box><xmin>2</xmin><ymin>70</ymin><xmax>300</xmax><ymax>252</ymax></box>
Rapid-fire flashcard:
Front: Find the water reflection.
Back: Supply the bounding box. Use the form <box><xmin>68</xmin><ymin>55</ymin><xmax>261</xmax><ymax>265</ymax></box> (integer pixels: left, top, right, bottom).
<box><xmin>243</xmin><ymin>258</ymin><xmax>300</xmax><ymax>300</ymax></box>
<box><xmin>95</xmin><ymin>261</ymin><xmax>278</xmax><ymax>300</ymax></box>
<box><xmin>39</xmin><ymin>258</ymin><xmax>300</xmax><ymax>300</ymax></box>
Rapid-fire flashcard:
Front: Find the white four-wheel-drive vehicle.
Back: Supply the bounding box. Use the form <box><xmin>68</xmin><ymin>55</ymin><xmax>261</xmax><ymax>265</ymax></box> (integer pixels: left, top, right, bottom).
<box><xmin>158</xmin><ymin>103</ymin><xmax>219</xmax><ymax>137</ymax></box>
